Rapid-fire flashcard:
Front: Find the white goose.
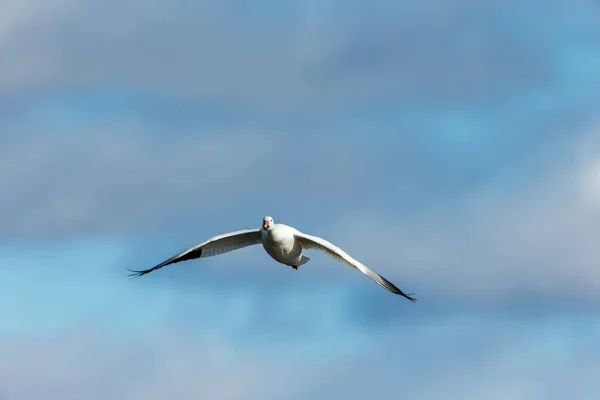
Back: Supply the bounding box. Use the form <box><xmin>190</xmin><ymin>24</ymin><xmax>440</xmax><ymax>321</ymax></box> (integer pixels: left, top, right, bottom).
<box><xmin>128</xmin><ymin>216</ymin><xmax>416</xmax><ymax>301</ymax></box>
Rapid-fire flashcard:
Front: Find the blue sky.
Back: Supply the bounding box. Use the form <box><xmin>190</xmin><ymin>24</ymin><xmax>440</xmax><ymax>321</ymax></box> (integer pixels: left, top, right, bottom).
<box><xmin>2</xmin><ymin>1</ymin><xmax>600</xmax><ymax>399</ymax></box>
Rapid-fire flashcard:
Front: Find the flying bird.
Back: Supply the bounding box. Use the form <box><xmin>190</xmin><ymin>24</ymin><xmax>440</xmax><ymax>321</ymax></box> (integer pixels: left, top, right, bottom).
<box><xmin>128</xmin><ymin>216</ymin><xmax>416</xmax><ymax>301</ymax></box>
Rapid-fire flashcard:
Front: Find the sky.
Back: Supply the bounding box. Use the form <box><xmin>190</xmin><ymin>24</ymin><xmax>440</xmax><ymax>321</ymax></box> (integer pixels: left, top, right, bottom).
<box><xmin>1</xmin><ymin>0</ymin><xmax>600</xmax><ymax>399</ymax></box>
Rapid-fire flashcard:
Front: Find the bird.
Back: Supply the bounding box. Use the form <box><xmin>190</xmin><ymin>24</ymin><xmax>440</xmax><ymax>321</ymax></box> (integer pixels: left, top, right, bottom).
<box><xmin>127</xmin><ymin>216</ymin><xmax>416</xmax><ymax>301</ymax></box>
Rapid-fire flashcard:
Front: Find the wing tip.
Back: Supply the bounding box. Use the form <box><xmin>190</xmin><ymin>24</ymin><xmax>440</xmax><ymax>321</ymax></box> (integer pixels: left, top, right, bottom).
<box><xmin>126</xmin><ymin>268</ymin><xmax>151</xmax><ymax>277</ymax></box>
<box><xmin>378</xmin><ymin>274</ymin><xmax>417</xmax><ymax>302</ymax></box>
<box><xmin>126</xmin><ymin>257</ymin><xmax>178</xmax><ymax>278</ymax></box>
<box><xmin>400</xmin><ymin>292</ymin><xmax>417</xmax><ymax>302</ymax></box>
<box><xmin>390</xmin><ymin>285</ymin><xmax>417</xmax><ymax>302</ymax></box>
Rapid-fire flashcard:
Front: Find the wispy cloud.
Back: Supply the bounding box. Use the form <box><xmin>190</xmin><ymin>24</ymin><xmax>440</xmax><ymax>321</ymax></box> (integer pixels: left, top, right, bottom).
<box><xmin>326</xmin><ymin>126</ymin><xmax>600</xmax><ymax>306</ymax></box>
<box><xmin>2</xmin><ymin>0</ymin><xmax>597</xmax><ymax>113</ymax></box>
<box><xmin>1</xmin><ymin>312</ymin><xmax>598</xmax><ymax>400</ymax></box>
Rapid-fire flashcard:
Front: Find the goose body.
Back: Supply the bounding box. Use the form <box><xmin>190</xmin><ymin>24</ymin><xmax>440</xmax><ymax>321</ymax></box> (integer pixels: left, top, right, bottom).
<box><xmin>261</xmin><ymin>222</ymin><xmax>305</xmax><ymax>266</ymax></box>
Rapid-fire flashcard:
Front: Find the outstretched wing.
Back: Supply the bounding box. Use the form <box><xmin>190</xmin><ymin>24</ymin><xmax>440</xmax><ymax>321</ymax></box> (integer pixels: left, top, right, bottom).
<box><xmin>294</xmin><ymin>231</ymin><xmax>416</xmax><ymax>302</ymax></box>
<box><xmin>128</xmin><ymin>229</ymin><xmax>262</xmax><ymax>277</ymax></box>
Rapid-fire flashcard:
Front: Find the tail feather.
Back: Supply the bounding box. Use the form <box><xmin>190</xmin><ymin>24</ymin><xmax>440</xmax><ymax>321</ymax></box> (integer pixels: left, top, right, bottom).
<box><xmin>298</xmin><ymin>255</ymin><xmax>311</xmax><ymax>266</ymax></box>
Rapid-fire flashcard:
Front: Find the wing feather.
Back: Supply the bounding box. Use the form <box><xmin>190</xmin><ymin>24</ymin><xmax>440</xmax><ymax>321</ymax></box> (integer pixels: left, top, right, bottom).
<box><xmin>294</xmin><ymin>231</ymin><xmax>416</xmax><ymax>302</ymax></box>
<box><xmin>128</xmin><ymin>229</ymin><xmax>262</xmax><ymax>277</ymax></box>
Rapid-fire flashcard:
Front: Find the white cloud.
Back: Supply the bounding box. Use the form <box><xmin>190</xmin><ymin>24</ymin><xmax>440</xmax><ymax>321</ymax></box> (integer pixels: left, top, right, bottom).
<box><xmin>0</xmin><ymin>129</ymin><xmax>279</xmax><ymax>236</ymax></box>
<box><xmin>321</xmin><ymin>127</ymin><xmax>600</xmax><ymax>304</ymax></box>
<box><xmin>0</xmin><ymin>126</ymin><xmax>381</xmax><ymax>237</ymax></box>
<box><xmin>0</xmin><ymin>314</ymin><xmax>598</xmax><ymax>400</ymax></box>
<box><xmin>0</xmin><ymin>0</ymin><xmax>572</xmax><ymax>112</ymax></box>
<box><xmin>580</xmin><ymin>159</ymin><xmax>600</xmax><ymax>205</ymax></box>
<box><xmin>0</xmin><ymin>328</ymin><xmax>298</xmax><ymax>400</ymax></box>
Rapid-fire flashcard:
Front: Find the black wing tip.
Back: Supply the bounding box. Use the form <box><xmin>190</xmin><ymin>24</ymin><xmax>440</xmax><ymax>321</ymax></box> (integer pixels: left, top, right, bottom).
<box><xmin>390</xmin><ymin>285</ymin><xmax>417</xmax><ymax>302</ymax></box>
<box><xmin>126</xmin><ymin>257</ymin><xmax>177</xmax><ymax>278</ymax></box>
<box><xmin>400</xmin><ymin>292</ymin><xmax>417</xmax><ymax>302</ymax></box>
<box><xmin>378</xmin><ymin>275</ymin><xmax>417</xmax><ymax>302</ymax></box>
<box><xmin>126</xmin><ymin>268</ymin><xmax>153</xmax><ymax>277</ymax></box>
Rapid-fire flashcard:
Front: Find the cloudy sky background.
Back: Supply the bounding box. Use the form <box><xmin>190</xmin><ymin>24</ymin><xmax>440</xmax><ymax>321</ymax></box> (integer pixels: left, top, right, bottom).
<box><xmin>2</xmin><ymin>1</ymin><xmax>600</xmax><ymax>399</ymax></box>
